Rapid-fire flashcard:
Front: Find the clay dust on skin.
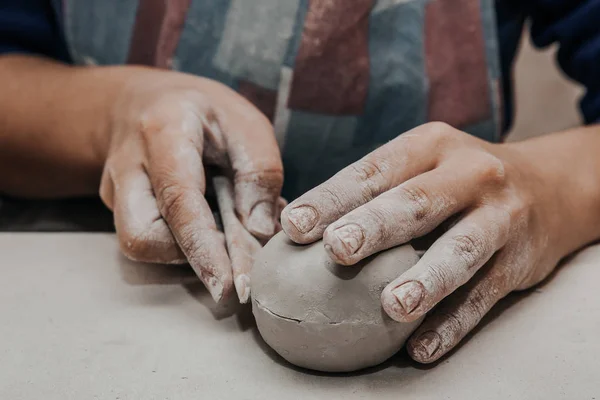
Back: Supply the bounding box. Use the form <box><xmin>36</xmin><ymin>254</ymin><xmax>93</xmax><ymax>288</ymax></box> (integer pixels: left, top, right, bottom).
<box><xmin>381</xmin><ymin>221</ymin><xmax>502</xmax><ymax>322</ymax></box>
<box><xmin>280</xmin><ymin>131</ymin><xmax>433</xmax><ymax>245</ymax></box>
<box><xmin>141</xmin><ymin>114</ymin><xmax>236</xmax><ymax>303</ymax></box>
<box><xmin>109</xmin><ymin>163</ymin><xmax>189</xmax><ymax>264</ymax></box>
<box><xmin>234</xmin><ymin>274</ymin><xmax>251</xmax><ymax>302</ymax></box>
<box><xmin>213</xmin><ymin>176</ymin><xmax>264</xmax><ymax>303</ymax></box>
<box><xmin>403</xmin><ymin>213</ymin><xmax>540</xmax><ymax>363</ymax></box>
<box><xmin>322</xmin><ymin>182</ymin><xmax>457</xmax><ymax>267</ymax></box>
<box><xmin>318</xmin><ymin>165</ymin><xmax>516</xmax><ymax>323</ymax></box>
<box><xmin>214</xmin><ymin>98</ymin><xmax>283</xmax><ymax>239</ymax></box>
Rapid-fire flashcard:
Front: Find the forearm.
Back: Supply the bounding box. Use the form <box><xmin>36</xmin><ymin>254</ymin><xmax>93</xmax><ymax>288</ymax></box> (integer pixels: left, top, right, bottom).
<box><xmin>507</xmin><ymin>124</ymin><xmax>600</xmax><ymax>256</ymax></box>
<box><xmin>0</xmin><ymin>55</ymin><xmax>124</xmax><ymax>198</ymax></box>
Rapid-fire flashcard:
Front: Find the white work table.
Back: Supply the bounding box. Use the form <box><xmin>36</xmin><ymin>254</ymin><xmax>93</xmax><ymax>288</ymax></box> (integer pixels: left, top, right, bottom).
<box><xmin>1</xmin><ymin>233</ymin><xmax>599</xmax><ymax>399</ymax></box>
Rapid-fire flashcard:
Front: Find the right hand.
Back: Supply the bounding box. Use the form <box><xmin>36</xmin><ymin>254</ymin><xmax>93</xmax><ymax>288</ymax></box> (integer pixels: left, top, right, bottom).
<box><xmin>98</xmin><ymin>67</ymin><xmax>283</xmax><ymax>303</ymax></box>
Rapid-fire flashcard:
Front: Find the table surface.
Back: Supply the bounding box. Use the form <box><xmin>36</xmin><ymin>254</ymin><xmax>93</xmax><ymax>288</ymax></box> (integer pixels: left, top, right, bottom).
<box><xmin>1</xmin><ymin>233</ymin><xmax>598</xmax><ymax>400</ymax></box>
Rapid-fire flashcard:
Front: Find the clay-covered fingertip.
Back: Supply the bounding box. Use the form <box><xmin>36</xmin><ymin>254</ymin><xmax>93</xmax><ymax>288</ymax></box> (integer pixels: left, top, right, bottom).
<box><xmin>204</xmin><ymin>273</ymin><xmax>234</xmax><ymax>304</ymax></box>
<box><xmin>246</xmin><ymin>201</ymin><xmax>276</xmax><ymax>240</ymax></box>
<box><xmin>323</xmin><ymin>243</ymin><xmax>354</xmax><ymax>266</ymax></box>
<box><xmin>207</xmin><ymin>279</ymin><xmax>225</xmax><ymax>303</ymax></box>
<box><xmin>279</xmin><ymin>204</ymin><xmax>320</xmax><ymax>244</ymax></box>
<box><xmin>380</xmin><ymin>287</ymin><xmax>409</xmax><ymax>323</ymax></box>
<box><xmin>280</xmin><ymin>213</ymin><xmax>307</xmax><ymax>244</ymax></box>
<box><xmin>234</xmin><ymin>274</ymin><xmax>251</xmax><ymax>304</ymax></box>
<box><xmin>407</xmin><ymin>331</ymin><xmax>443</xmax><ymax>364</ymax></box>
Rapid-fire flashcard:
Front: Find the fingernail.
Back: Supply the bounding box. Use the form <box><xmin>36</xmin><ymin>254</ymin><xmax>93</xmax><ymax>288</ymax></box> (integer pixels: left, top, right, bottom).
<box><xmin>234</xmin><ymin>274</ymin><xmax>251</xmax><ymax>304</ymax></box>
<box><xmin>330</xmin><ymin>224</ymin><xmax>364</xmax><ymax>256</ymax></box>
<box><xmin>203</xmin><ymin>274</ymin><xmax>225</xmax><ymax>303</ymax></box>
<box><xmin>410</xmin><ymin>331</ymin><xmax>442</xmax><ymax>362</ymax></box>
<box><xmin>286</xmin><ymin>206</ymin><xmax>318</xmax><ymax>234</ymax></box>
<box><xmin>391</xmin><ymin>281</ymin><xmax>424</xmax><ymax>314</ymax></box>
<box><xmin>247</xmin><ymin>201</ymin><xmax>276</xmax><ymax>239</ymax></box>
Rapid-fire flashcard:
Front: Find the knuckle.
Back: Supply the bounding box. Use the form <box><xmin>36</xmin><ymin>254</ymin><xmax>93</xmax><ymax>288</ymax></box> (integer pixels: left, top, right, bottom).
<box><xmin>425</xmin><ymin>121</ymin><xmax>453</xmax><ymax>136</ymax></box>
<box><xmin>479</xmin><ymin>153</ymin><xmax>506</xmax><ymax>186</ymax></box>
<box><xmin>351</xmin><ymin>157</ymin><xmax>387</xmax><ymax>181</ymax></box>
<box><xmin>491</xmin><ymin>262</ymin><xmax>513</xmax><ymax>286</ymax></box>
<box><xmin>119</xmin><ymin>228</ymin><xmax>150</xmax><ymax>261</ymax></box>
<box><xmin>235</xmin><ymin>168</ymin><xmax>284</xmax><ymax>191</ymax></box>
<box><xmin>463</xmin><ymin>286</ymin><xmax>491</xmax><ymax>322</ymax></box>
<box><xmin>137</xmin><ymin>113</ymin><xmax>166</xmax><ymax>141</ymax></box>
<box><xmin>137</xmin><ymin>103</ymin><xmax>201</xmax><ymax>142</ymax></box>
<box><xmin>506</xmin><ymin>195</ymin><xmax>533</xmax><ymax>228</ymax></box>
<box><xmin>424</xmin><ymin>121</ymin><xmax>458</xmax><ymax>144</ymax></box>
<box><xmin>157</xmin><ymin>183</ymin><xmax>188</xmax><ymax>222</ymax></box>
<box><xmin>319</xmin><ymin>184</ymin><xmax>346</xmax><ymax>211</ymax></box>
<box><xmin>397</xmin><ymin>185</ymin><xmax>433</xmax><ymax>222</ymax></box>
<box><xmin>451</xmin><ymin>233</ymin><xmax>488</xmax><ymax>269</ymax></box>
<box><xmin>437</xmin><ymin>309</ymin><xmax>466</xmax><ymax>336</ymax></box>
<box><xmin>348</xmin><ymin>158</ymin><xmax>389</xmax><ymax>200</ymax></box>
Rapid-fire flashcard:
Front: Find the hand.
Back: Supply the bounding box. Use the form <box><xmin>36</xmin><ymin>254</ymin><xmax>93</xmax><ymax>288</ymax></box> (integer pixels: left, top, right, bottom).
<box><xmin>281</xmin><ymin>122</ymin><xmax>599</xmax><ymax>363</ymax></box>
<box><xmin>98</xmin><ymin>68</ymin><xmax>283</xmax><ymax>303</ymax></box>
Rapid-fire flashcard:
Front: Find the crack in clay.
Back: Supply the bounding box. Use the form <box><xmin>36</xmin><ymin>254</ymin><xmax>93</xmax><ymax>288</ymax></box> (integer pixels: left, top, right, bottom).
<box><xmin>255</xmin><ymin>299</ymin><xmax>303</xmax><ymax>323</ymax></box>
<box><xmin>251</xmin><ymin>232</ymin><xmax>423</xmax><ymax>372</ymax></box>
<box><xmin>255</xmin><ymin>299</ymin><xmax>345</xmax><ymax>325</ymax></box>
<box><xmin>314</xmin><ymin>309</ymin><xmax>333</xmax><ymax>322</ymax></box>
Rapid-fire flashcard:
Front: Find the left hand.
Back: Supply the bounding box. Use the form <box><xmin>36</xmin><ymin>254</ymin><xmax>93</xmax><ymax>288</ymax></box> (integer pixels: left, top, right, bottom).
<box><xmin>280</xmin><ymin>122</ymin><xmax>598</xmax><ymax>363</ymax></box>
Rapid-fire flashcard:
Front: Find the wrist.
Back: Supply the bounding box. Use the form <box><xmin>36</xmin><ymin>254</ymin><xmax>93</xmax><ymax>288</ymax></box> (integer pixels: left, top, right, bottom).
<box><xmin>0</xmin><ymin>56</ymin><xmax>146</xmax><ymax>196</ymax></box>
<box><xmin>505</xmin><ymin>125</ymin><xmax>600</xmax><ymax>257</ymax></box>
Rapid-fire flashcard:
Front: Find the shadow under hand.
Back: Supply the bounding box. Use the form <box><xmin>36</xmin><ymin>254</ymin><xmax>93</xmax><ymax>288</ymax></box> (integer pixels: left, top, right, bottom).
<box><xmin>411</xmin><ymin>254</ymin><xmax>575</xmax><ymax>369</ymax></box>
<box><xmin>183</xmin><ymin>281</ymin><xmax>253</xmax><ymax>322</ymax></box>
<box><xmin>250</xmin><ymin>320</ymin><xmax>418</xmax><ymax>380</ymax></box>
<box><xmin>118</xmin><ymin>254</ymin><xmax>197</xmax><ymax>286</ymax></box>
<box><xmin>118</xmin><ymin>252</ymin><xmax>255</xmax><ymax>326</ymax></box>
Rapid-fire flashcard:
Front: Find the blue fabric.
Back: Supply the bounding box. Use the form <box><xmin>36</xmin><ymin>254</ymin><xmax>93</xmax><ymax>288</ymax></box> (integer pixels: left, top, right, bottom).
<box><xmin>0</xmin><ymin>0</ymin><xmax>69</xmax><ymax>62</ymax></box>
<box><xmin>1</xmin><ymin>0</ymin><xmax>599</xmax><ymax>129</ymax></box>
<box><xmin>529</xmin><ymin>0</ymin><xmax>600</xmax><ymax>124</ymax></box>
<box><xmin>496</xmin><ymin>0</ymin><xmax>600</xmax><ymax>126</ymax></box>
<box><xmin>495</xmin><ymin>1</ymin><xmax>527</xmax><ymax>132</ymax></box>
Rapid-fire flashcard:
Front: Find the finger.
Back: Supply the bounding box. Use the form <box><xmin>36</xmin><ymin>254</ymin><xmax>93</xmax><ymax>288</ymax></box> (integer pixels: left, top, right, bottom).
<box><xmin>281</xmin><ymin>122</ymin><xmax>455</xmax><ymax>244</ymax></box>
<box><xmin>213</xmin><ymin>176</ymin><xmax>262</xmax><ymax>303</ymax></box>
<box><xmin>406</xmin><ymin>252</ymin><xmax>516</xmax><ymax>363</ymax></box>
<box><xmin>381</xmin><ymin>205</ymin><xmax>510</xmax><ymax>323</ymax></box>
<box><xmin>276</xmin><ymin>196</ymin><xmax>288</xmax><ymax>219</ymax></box>
<box><xmin>211</xmin><ymin>89</ymin><xmax>284</xmax><ymax>240</ymax></box>
<box><xmin>99</xmin><ymin>168</ymin><xmax>115</xmax><ymax>211</ymax></box>
<box><xmin>143</xmin><ymin>119</ymin><xmax>232</xmax><ymax>303</ymax></box>
<box><xmin>323</xmin><ymin>152</ymin><xmax>506</xmax><ymax>264</ymax></box>
<box><xmin>110</xmin><ymin>166</ymin><xmax>186</xmax><ymax>264</ymax></box>
<box><xmin>274</xmin><ymin>196</ymin><xmax>288</xmax><ymax>234</ymax></box>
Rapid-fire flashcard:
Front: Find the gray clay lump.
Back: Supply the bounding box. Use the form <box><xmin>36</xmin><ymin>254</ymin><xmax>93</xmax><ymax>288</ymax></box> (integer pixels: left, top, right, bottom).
<box><xmin>251</xmin><ymin>232</ymin><xmax>423</xmax><ymax>373</ymax></box>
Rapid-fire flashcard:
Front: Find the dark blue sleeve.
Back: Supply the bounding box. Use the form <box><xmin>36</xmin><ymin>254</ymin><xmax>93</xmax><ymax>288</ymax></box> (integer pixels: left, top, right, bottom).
<box><xmin>496</xmin><ymin>1</ymin><xmax>528</xmax><ymax>133</ymax></box>
<box><xmin>526</xmin><ymin>0</ymin><xmax>600</xmax><ymax>124</ymax></box>
<box><xmin>0</xmin><ymin>0</ymin><xmax>70</xmax><ymax>62</ymax></box>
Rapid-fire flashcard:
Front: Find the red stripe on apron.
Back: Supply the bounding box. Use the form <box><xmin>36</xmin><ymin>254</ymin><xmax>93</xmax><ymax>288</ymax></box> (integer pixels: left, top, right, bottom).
<box><xmin>425</xmin><ymin>0</ymin><xmax>491</xmax><ymax>128</ymax></box>
<box><xmin>127</xmin><ymin>0</ymin><xmax>191</xmax><ymax>68</ymax></box>
<box><xmin>288</xmin><ymin>0</ymin><xmax>373</xmax><ymax>115</ymax></box>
